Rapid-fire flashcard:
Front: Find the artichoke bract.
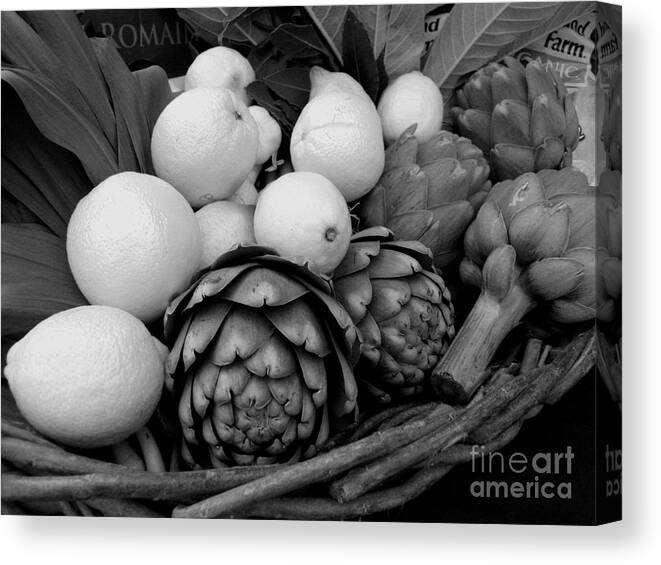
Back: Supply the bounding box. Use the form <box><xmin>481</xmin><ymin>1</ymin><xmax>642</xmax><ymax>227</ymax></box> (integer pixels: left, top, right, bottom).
<box><xmin>164</xmin><ymin>246</ymin><xmax>359</xmax><ymax>468</ymax></box>
<box><xmin>333</xmin><ymin>228</ymin><xmax>455</xmax><ymax>403</ymax></box>
<box><xmin>431</xmin><ymin>169</ymin><xmax>615</xmax><ymax>404</ymax></box>
<box><xmin>359</xmin><ymin>125</ymin><xmax>491</xmax><ymax>268</ymax></box>
<box><xmin>452</xmin><ymin>57</ymin><xmax>580</xmax><ymax>182</ymax></box>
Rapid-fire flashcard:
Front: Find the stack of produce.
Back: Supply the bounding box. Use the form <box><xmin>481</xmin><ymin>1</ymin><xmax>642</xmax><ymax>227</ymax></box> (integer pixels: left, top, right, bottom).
<box><xmin>1</xmin><ymin>5</ymin><xmax>610</xmax><ymax>519</ymax></box>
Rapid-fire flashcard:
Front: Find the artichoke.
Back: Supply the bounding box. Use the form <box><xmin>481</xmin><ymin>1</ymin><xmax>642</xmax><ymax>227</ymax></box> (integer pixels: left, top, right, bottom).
<box><xmin>431</xmin><ymin>168</ymin><xmax>613</xmax><ymax>403</ymax></box>
<box><xmin>164</xmin><ymin>246</ymin><xmax>359</xmax><ymax>468</ymax></box>
<box><xmin>333</xmin><ymin>227</ymin><xmax>455</xmax><ymax>403</ymax></box>
<box><xmin>359</xmin><ymin>125</ymin><xmax>491</xmax><ymax>268</ymax></box>
<box><xmin>452</xmin><ymin>57</ymin><xmax>580</xmax><ymax>182</ymax></box>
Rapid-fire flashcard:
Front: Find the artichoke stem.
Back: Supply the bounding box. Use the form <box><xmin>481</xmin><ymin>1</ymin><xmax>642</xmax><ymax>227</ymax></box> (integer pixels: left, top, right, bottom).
<box><xmin>431</xmin><ymin>283</ymin><xmax>535</xmax><ymax>404</ymax></box>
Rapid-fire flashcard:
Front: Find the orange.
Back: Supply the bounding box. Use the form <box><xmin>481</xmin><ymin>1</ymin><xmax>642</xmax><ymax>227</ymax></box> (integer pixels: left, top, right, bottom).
<box><xmin>185</xmin><ymin>46</ymin><xmax>255</xmax><ymax>105</ymax></box>
<box><xmin>4</xmin><ymin>305</ymin><xmax>166</xmax><ymax>448</ymax></box>
<box><xmin>290</xmin><ymin>68</ymin><xmax>385</xmax><ymax>202</ymax></box>
<box><xmin>66</xmin><ymin>172</ymin><xmax>201</xmax><ymax>323</ymax></box>
<box><xmin>151</xmin><ymin>88</ymin><xmax>259</xmax><ymax>208</ymax></box>
<box><xmin>195</xmin><ymin>201</ymin><xmax>256</xmax><ymax>268</ymax></box>
<box><xmin>253</xmin><ymin>172</ymin><xmax>351</xmax><ymax>275</ymax></box>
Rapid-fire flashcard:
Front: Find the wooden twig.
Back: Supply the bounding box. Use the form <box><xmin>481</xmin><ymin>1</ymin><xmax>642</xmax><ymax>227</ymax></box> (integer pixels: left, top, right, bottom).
<box><xmin>84</xmin><ymin>498</ymin><xmax>164</xmax><ymax>518</ymax></box>
<box><xmin>520</xmin><ymin>338</ymin><xmax>543</xmax><ymax>373</ymax></box>
<box><xmin>0</xmin><ymin>465</ymin><xmax>278</xmax><ymax>503</ymax></box>
<box><xmin>171</xmin><ymin>399</ymin><xmax>475</xmax><ymax>518</ymax></box>
<box><xmin>2</xmin><ymin>437</ymin><xmax>128</xmax><ymax>475</ymax></box>
<box><xmin>234</xmin><ymin>464</ymin><xmax>453</xmax><ymax>520</ymax></box>
<box><xmin>329</xmin><ymin>373</ymin><xmax>534</xmax><ymax>503</ymax></box>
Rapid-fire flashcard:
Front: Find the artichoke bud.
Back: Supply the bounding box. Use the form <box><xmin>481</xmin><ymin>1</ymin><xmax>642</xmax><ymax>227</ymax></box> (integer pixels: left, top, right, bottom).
<box><xmin>473</xmin><ymin>199</ymin><xmax>509</xmax><ymax>261</ymax></box>
<box><xmin>491</xmin><ymin>99</ymin><xmax>531</xmax><ymax>146</ymax></box>
<box><xmin>539</xmin><ymin>167</ymin><xmax>591</xmax><ymax>198</ymax></box>
<box><xmin>423</xmin><ymin>159</ymin><xmax>471</xmax><ymax>203</ymax></box>
<box><xmin>417</xmin><ymin>131</ymin><xmax>459</xmax><ymax>164</ymax></box>
<box><xmin>165</xmin><ymin>249</ymin><xmax>359</xmax><ymax>468</ymax></box>
<box><xmin>460</xmin><ymin>257</ymin><xmax>483</xmax><ymax>288</ymax></box>
<box><xmin>534</xmin><ymin>137</ymin><xmax>566</xmax><ymax>171</ymax></box>
<box><xmin>463</xmin><ymin>73</ymin><xmax>493</xmax><ymax>113</ymax></box>
<box><xmin>333</xmin><ymin>231</ymin><xmax>455</xmax><ymax>402</ymax></box>
<box><xmin>490</xmin><ymin>143</ymin><xmax>535</xmax><ymax>181</ymax></box>
<box><xmin>525</xmin><ymin>61</ymin><xmax>558</xmax><ymax>104</ymax></box>
<box><xmin>530</xmin><ymin>94</ymin><xmax>566</xmax><ymax>147</ymax></box>
<box><xmin>526</xmin><ymin>257</ymin><xmax>583</xmax><ymax>301</ymax></box>
<box><xmin>384</xmin><ymin>124</ymin><xmax>419</xmax><ymax>171</ymax></box>
<box><xmin>508</xmin><ymin>200</ymin><xmax>571</xmax><ymax>263</ymax></box>
<box><xmin>491</xmin><ymin>67</ymin><xmax>528</xmax><ymax>106</ymax></box>
<box><xmin>456</xmin><ymin>109</ymin><xmax>491</xmax><ymax>154</ymax></box>
<box><xmin>482</xmin><ymin>245</ymin><xmax>517</xmax><ymax>301</ymax></box>
<box><xmin>492</xmin><ymin>172</ymin><xmax>545</xmax><ymax>224</ymax></box>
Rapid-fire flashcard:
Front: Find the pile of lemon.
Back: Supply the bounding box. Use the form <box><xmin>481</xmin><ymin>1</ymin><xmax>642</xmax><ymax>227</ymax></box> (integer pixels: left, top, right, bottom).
<box><xmin>5</xmin><ymin>46</ymin><xmax>444</xmax><ymax>449</ymax></box>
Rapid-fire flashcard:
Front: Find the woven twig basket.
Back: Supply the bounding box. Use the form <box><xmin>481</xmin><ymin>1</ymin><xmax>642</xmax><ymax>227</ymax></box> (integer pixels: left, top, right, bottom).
<box><xmin>1</xmin><ymin>329</ymin><xmax>595</xmax><ymax>519</ymax></box>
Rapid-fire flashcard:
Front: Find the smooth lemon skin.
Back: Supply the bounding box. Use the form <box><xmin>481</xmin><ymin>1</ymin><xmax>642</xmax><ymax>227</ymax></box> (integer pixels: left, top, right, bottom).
<box><xmin>253</xmin><ymin>172</ymin><xmax>352</xmax><ymax>275</ymax></box>
<box><xmin>377</xmin><ymin>71</ymin><xmax>444</xmax><ymax>145</ymax></box>
<box><xmin>66</xmin><ymin>172</ymin><xmax>201</xmax><ymax>323</ymax></box>
<box><xmin>4</xmin><ymin>306</ymin><xmax>166</xmax><ymax>449</ymax></box>
<box><xmin>184</xmin><ymin>46</ymin><xmax>255</xmax><ymax>106</ymax></box>
<box><xmin>290</xmin><ymin>69</ymin><xmax>385</xmax><ymax>203</ymax></box>
<box><xmin>151</xmin><ymin>88</ymin><xmax>259</xmax><ymax>208</ymax></box>
<box><xmin>195</xmin><ymin>201</ymin><xmax>256</xmax><ymax>268</ymax></box>
<box><xmin>248</xmin><ymin>105</ymin><xmax>282</xmax><ymax>165</ymax></box>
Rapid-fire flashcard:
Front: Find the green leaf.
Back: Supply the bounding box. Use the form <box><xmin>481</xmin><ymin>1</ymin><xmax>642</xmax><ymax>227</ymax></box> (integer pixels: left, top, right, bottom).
<box><xmin>383</xmin><ymin>4</ymin><xmax>427</xmax><ymax>78</ymax></box>
<box><xmin>219</xmin><ymin>9</ymin><xmax>275</xmax><ymax>47</ymax></box>
<box><xmin>1</xmin><ymin>68</ymin><xmax>118</xmax><ymax>185</ymax></box>
<box><xmin>132</xmin><ymin>65</ymin><xmax>175</xmax><ymax>135</ymax></box>
<box><xmin>423</xmin><ymin>2</ymin><xmax>595</xmax><ymax>97</ymax></box>
<box><xmin>1</xmin><ymin>223</ymin><xmax>87</xmax><ymax>338</ymax></box>
<box><xmin>351</xmin><ymin>5</ymin><xmax>390</xmax><ymax>58</ymax></box>
<box><xmin>0</xmin><ymin>88</ymin><xmax>90</xmax><ymax>237</ymax></box>
<box><xmin>341</xmin><ymin>10</ymin><xmax>380</xmax><ymax>102</ymax></box>
<box><xmin>304</xmin><ymin>5</ymin><xmax>348</xmax><ymax>65</ymax></box>
<box><xmin>91</xmin><ymin>37</ymin><xmax>151</xmax><ymax>173</ymax></box>
<box><xmin>270</xmin><ymin>23</ymin><xmax>332</xmax><ymax>60</ymax></box>
<box><xmin>261</xmin><ymin>67</ymin><xmax>310</xmax><ymax>109</ymax></box>
<box><xmin>178</xmin><ymin>7</ymin><xmax>268</xmax><ymax>47</ymax></box>
<box><xmin>19</xmin><ymin>11</ymin><xmax>118</xmax><ymax>150</ymax></box>
<box><xmin>246</xmin><ymin>80</ymin><xmax>294</xmax><ymax>131</ymax></box>
<box><xmin>0</xmin><ymin>12</ymin><xmax>103</xmax><ymax>135</ymax></box>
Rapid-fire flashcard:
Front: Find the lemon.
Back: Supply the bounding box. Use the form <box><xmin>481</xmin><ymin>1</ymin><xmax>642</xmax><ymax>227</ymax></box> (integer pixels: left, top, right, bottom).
<box><xmin>66</xmin><ymin>172</ymin><xmax>201</xmax><ymax>323</ymax></box>
<box><xmin>151</xmin><ymin>87</ymin><xmax>259</xmax><ymax>208</ymax></box>
<box><xmin>4</xmin><ymin>306</ymin><xmax>166</xmax><ymax>448</ymax></box>
<box><xmin>195</xmin><ymin>201</ymin><xmax>256</xmax><ymax>268</ymax></box>
<box><xmin>248</xmin><ymin>105</ymin><xmax>282</xmax><ymax>165</ymax></box>
<box><xmin>184</xmin><ymin>46</ymin><xmax>255</xmax><ymax>105</ymax></box>
<box><xmin>290</xmin><ymin>67</ymin><xmax>385</xmax><ymax>202</ymax></box>
<box><xmin>377</xmin><ymin>71</ymin><xmax>444</xmax><ymax>145</ymax></box>
<box><xmin>253</xmin><ymin>172</ymin><xmax>351</xmax><ymax>275</ymax></box>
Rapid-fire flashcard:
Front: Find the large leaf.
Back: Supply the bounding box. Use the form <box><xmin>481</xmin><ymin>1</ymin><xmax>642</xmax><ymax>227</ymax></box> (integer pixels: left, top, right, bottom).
<box><xmin>1</xmin><ymin>223</ymin><xmax>87</xmax><ymax>338</ymax></box>
<box><xmin>177</xmin><ymin>7</ymin><xmax>266</xmax><ymax>46</ymax></box>
<box><xmin>383</xmin><ymin>4</ymin><xmax>427</xmax><ymax>78</ymax></box>
<box><xmin>91</xmin><ymin>37</ymin><xmax>152</xmax><ymax>173</ymax></box>
<box><xmin>351</xmin><ymin>5</ymin><xmax>390</xmax><ymax>58</ymax></box>
<box><xmin>304</xmin><ymin>5</ymin><xmax>348</xmax><ymax>65</ymax></box>
<box><xmin>132</xmin><ymin>65</ymin><xmax>176</xmax><ymax>135</ymax></box>
<box><xmin>270</xmin><ymin>23</ymin><xmax>332</xmax><ymax>60</ymax></box>
<box><xmin>19</xmin><ymin>11</ymin><xmax>118</xmax><ymax>150</ymax></box>
<box><xmin>1</xmin><ymin>68</ymin><xmax>118</xmax><ymax>186</ymax></box>
<box><xmin>341</xmin><ymin>10</ymin><xmax>380</xmax><ymax>102</ymax></box>
<box><xmin>423</xmin><ymin>2</ymin><xmax>595</xmax><ymax>97</ymax></box>
<box><xmin>1</xmin><ymin>83</ymin><xmax>91</xmax><ymax>238</ymax></box>
<box><xmin>261</xmin><ymin>67</ymin><xmax>310</xmax><ymax>110</ymax></box>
